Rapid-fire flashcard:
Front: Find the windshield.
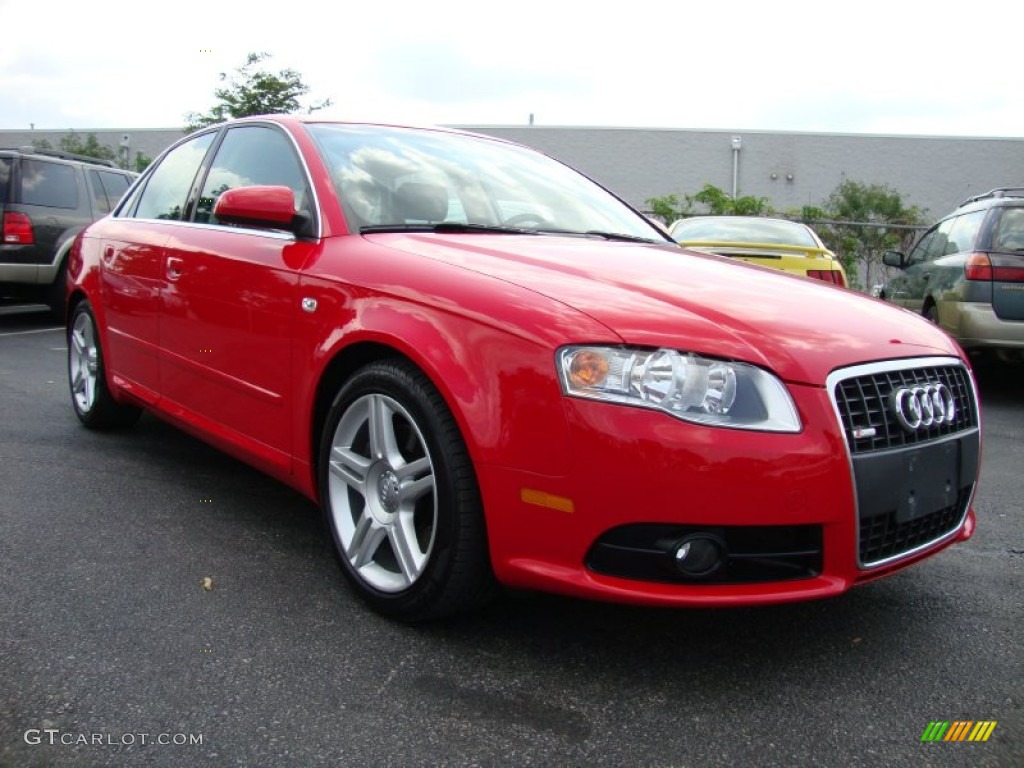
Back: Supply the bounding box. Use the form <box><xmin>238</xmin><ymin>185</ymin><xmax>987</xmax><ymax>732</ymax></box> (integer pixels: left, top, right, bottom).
<box><xmin>307</xmin><ymin>124</ymin><xmax>667</xmax><ymax>241</ymax></box>
<box><xmin>670</xmin><ymin>217</ymin><xmax>819</xmax><ymax>247</ymax></box>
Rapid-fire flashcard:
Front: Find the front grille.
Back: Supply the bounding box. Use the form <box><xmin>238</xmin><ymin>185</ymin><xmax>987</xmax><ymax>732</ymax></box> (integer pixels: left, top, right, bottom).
<box><xmin>586</xmin><ymin>524</ymin><xmax>822</xmax><ymax>585</ymax></box>
<box><xmin>829</xmin><ymin>359</ymin><xmax>980</xmax><ymax>568</ymax></box>
<box><xmin>860</xmin><ymin>489</ymin><xmax>968</xmax><ymax>564</ymax></box>
<box><xmin>833</xmin><ymin>363</ymin><xmax>977</xmax><ymax>454</ymax></box>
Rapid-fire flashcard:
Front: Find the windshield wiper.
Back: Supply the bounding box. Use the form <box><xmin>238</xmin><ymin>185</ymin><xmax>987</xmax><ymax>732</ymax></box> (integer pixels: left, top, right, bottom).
<box><xmin>359</xmin><ymin>223</ymin><xmax>663</xmax><ymax>243</ymax></box>
<box><xmin>530</xmin><ymin>228</ymin><xmax>662</xmax><ymax>243</ymax></box>
<box><xmin>580</xmin><ymin>230</ymin><xmax>663</xmax><ymax>243</ymax></box>
<box><xmin>360</xmin><ymin>222</ymin><xmax>537</xmax><ymax>235</ymax></box>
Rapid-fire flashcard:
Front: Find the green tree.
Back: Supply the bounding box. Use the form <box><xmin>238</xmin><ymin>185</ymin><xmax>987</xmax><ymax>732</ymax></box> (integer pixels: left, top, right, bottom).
<box><xmin>134</xmin><ymin>151</ymin><xmax>153</xmax><ymax>173</ymax></box>
<box><xmin>686</xmin><ymin>183</ymin><xmax>773</xmax><ymax>216</ymax></box>
<box><xmin>646</xmin><ymin>184</ymin><xmax>773</xmax><ymax>224</ymax></box>
<box><xmin>817</xmin><ymin>179</ymin><xmax>926</xmax><ymax>289</ymax></box>
<box><xmin>185</xmin><ymin>52</ymin><xmax>332</xmax><ymax>132</ymax></box>
<box><xmin>33</xmin><ymin>132</ymin><xmax>119</xmax><ymax>164</ymax></box>
<box><xmin>644</xmin><ymin>193</ymin><xmax>681</xmax><ymax>224</ymax></box>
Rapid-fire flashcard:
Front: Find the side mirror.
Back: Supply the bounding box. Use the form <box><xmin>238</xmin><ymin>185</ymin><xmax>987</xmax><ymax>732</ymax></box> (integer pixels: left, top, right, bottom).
<box><xmin>213</xmin><ymin>185</ymin><xmax>310</xmax><ymax>236</ymax></box>
<box><xmin>882</xmin><ymin>250</ymin><xmax>906</xmax><ymax>269</ymax></box>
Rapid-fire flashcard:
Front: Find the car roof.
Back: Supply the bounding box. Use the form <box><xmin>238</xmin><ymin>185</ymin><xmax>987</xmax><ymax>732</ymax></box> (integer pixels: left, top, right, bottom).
<box><xmin>0</xmin><ymin>146</ymin><xmax>123</xmax><ymax>169</ymax></box>
<box><xmin>220</xmin><ymin>115</ymin><xmax>524</xmax><ymax>149</ymax></box>
<box><xmin>950</xmin><ymin>188</ymin><xmax>1024</xmax><ymax>219</ymax></box>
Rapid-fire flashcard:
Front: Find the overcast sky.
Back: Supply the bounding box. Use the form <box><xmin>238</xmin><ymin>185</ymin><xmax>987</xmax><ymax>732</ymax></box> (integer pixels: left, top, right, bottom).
<box><xmin>1</xmin><ymin>0</ymin><xmax>1020</xmax><ymax>137</ymax></box>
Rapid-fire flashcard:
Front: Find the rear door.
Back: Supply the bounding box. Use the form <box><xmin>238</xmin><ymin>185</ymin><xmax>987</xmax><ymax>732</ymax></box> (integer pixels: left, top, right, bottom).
<box><xmin>99</xmin><ymin>131</ymin><xmax>216</xmax><ymax>401</ymax></box>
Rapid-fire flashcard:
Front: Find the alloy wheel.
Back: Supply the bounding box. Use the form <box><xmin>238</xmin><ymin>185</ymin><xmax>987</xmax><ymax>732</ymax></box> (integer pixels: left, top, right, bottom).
<box><xmin>326</xmin><ymin>393</ymin><xmax>438</xmax><ymax>593</ymax></box>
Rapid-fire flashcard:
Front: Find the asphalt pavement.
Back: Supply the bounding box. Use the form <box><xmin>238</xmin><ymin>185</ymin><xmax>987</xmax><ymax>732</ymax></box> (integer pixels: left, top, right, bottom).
<box><xmin>0</xmin><ymin>303</ymin><xmax>1020</xmax><ymax>767</ymax></box>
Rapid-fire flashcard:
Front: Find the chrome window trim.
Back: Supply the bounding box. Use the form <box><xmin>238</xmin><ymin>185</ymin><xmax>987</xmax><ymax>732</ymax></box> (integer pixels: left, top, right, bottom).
<box><xmin>108</xmin><ymin>216</ymin><xmax>298</xmax><ymax>242</ymax></box>
<box><xmin>113</xmin><ymin>120</ymin><xmax>322</xmax><ymax>240</ymax></box>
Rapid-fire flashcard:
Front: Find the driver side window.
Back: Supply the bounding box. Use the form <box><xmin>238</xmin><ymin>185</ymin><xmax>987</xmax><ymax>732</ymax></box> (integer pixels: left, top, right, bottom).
<box><xmin>908</xmin><ymin>230</ymin><xmax>937</xmax><ymax>265</ymax></box>
<box><xmin>195</xmin><ymin>125</ymin><xmax>311</xmax><ymax>226</ymax></box>
<box><xmin>910</xmin><ymin>218</ymin><xmax>955</xmax><ymax>264</ymax></box>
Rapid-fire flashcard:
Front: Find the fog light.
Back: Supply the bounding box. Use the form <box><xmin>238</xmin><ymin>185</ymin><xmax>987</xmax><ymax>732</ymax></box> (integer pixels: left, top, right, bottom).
<box><xmin>673</xmin><ymin>534</ymin><xmax>726</xmax><ymax>577</ymax></box>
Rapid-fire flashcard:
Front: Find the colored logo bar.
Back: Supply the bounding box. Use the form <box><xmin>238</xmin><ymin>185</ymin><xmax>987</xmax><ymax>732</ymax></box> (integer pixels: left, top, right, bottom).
<box><xmin>921</xmin><ymin>721</ymin><xmax>997</xmax><ymax>742</ymax></box>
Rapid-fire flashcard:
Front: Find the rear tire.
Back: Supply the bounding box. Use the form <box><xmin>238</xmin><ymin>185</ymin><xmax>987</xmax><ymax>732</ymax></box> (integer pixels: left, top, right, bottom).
<box><xmin>923</xmin><ymin>303</ymin><xmax>939</xmax><ymax>324</ymax></box>
<box><xmin>68</xmin><ymin>300</ymin><xmax>141</xmax><ymax>430</ymax></box>
<box><xmin>47</xmin><ymin>258</ymin><xmax>68</xmax><ymax>322</ymax></box>
<box><xmin>319</xmin><ymin>359</ymin><xmax>496</xmax><ymax>621</ymax></box>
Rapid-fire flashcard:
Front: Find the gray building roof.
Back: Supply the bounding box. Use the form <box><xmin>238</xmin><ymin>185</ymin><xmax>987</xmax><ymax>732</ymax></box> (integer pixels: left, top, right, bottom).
<box><xmin>4</xmin><ymin>124</ymin><xmax>1021</xmax><ymax>222</ymax></box>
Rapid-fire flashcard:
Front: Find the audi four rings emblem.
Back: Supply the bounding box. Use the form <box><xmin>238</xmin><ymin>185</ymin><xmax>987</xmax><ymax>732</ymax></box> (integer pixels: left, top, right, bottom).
<box><xmin>891</xmin><ymin>383</ymin><xmax>957</xmax><ymax>431</ymax></box>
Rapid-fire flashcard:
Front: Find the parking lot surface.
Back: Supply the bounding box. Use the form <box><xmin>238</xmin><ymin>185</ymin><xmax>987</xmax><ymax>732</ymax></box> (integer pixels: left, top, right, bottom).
<box><xmin>1</xmin><ymin>304</ymin><xmax>1021</xmax><ymax>767</ymax></box>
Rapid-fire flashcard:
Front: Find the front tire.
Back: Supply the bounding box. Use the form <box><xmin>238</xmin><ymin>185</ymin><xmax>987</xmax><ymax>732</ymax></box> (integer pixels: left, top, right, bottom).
<box><xmin>68</xmin><ymin>300</ymin><xmax>141</xmax><ymax>429</ymax></box>
<box><xmin>319</xmin><ymin>360</ymin><xmax>496</xmax><ymax>621</ymax></box>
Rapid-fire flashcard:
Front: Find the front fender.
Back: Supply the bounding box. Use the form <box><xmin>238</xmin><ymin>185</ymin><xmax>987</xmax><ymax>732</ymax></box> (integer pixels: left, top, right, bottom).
<box><xmin>295</xmin><ymin>283</ymin><xmax>574</xmax><ymax>481</ymax></box>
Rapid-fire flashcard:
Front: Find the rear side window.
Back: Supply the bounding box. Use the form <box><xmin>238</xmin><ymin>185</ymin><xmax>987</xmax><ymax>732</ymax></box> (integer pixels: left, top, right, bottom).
<box><xmin>88</xmin><ymin>170</ymin><xmax>112</xmax><ymax>214</ymax></box>
<box><xmin>992</xmin><ymin>208</ymin><xmax>1024</xmax><ymax>252</ymax></box>
<box><xmin>132</xmin><ymin>132</ymin><xmax>215</xmax><ymax>221</ymax></box>
<box><xmin>0</xmin><ymin>157</ymin><xmax>11</xmax><ymax>204</ymax></box>
<box><xmin>89</xmin><ymin>169</ymin><xmax>132</xmax><ymax>214</ymax></box>
<box><xmin>20</xmin><ymin>159</ymin><xmax>78</xmax><ymax>208</ymax></box>
<box><xmin>98</xmin><ymin>170</ymin><xmax>131</xmax><ymax>208</ymax></box>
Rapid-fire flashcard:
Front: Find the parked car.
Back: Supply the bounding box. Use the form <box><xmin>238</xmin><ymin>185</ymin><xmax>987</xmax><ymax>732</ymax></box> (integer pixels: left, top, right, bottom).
<box><xmin>668</xmin><ymin>215</ymin><xmax>847</xmax><ymax>286</ymax></box>
<box><xmin>67</xmin><ymin>117</ymin><xmax>980</xmax><ymax>620</ymax></box>
<box><xmin>880</xmin><ymin>188</ymin><xmax>1024</xmax><ymax>360</ymax></box>
<box><xmin>1</xmin><ymin>146</ymin><xmax>136</xmax><ymax>317</ymax></box>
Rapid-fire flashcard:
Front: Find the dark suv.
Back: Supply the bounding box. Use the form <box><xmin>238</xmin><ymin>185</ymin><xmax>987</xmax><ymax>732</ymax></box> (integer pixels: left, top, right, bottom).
<box><xmin>1</xmin><ymin>147</ymin><xmax>136</xmax><ymax>318</ymax></box>
<box><xmin>881</xmin><ymin>188</ymin><xmax>1024</xmax><ymax>360</ymax></box>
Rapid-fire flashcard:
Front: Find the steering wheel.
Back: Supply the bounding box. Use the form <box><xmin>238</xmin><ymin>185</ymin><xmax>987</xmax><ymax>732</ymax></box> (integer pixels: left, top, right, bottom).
<box><xmin>502</xmin><ymin>213</ymin><xmax>552</xmax><ymax>229</ymax></box>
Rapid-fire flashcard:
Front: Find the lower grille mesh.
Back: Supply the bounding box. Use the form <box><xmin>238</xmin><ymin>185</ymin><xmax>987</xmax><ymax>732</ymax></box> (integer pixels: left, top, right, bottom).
<box><xmin>859</xmin><ymin>484</ymin><xmax>969</xmax><ymax>565</ymax></box>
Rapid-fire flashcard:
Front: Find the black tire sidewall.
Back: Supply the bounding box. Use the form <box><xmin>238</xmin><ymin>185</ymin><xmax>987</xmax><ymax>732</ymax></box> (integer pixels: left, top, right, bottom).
<box><xmin>318</xmin><ymin>360</ymin><xmax>482</xmax><ymax>620</ymax></box>
<box><xmin>68</xmin><ymin>301</ymin><xmax>101</xmax><ymax>423</ymax></box>
<box><xmin>47</xmin><ymin>257</ymin><xmax>69</xmax><ymax>322</ymax></box>
<box><xmin>67</xmin><ymin>300</ymin><xmax>139</xmax><ymax>429</ymax></box>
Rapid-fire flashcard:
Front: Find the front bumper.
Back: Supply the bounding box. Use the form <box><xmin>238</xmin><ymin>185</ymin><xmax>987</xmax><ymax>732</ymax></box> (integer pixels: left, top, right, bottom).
<box><xmin>478</xmin><ymin>357</ymin><xmax>979</xmax><ymax>607</ymax></box>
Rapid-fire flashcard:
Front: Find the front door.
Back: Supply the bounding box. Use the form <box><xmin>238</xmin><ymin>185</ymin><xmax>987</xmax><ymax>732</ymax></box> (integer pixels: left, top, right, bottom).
<box><xmin>158</xmin><ymin>124</ymin><xmax>318</xmax><ymax>474</ymax></box>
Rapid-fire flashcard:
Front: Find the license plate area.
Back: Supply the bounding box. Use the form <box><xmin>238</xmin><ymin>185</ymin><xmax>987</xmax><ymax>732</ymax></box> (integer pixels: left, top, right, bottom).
<box><xmin>853</xmin><ymin>435</ymin><xmax>979</xmax><ymax>524</ymax></box>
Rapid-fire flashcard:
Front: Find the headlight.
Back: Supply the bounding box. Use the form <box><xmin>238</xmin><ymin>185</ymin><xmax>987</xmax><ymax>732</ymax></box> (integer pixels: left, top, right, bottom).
<box><xmin>557</xmin><ymin>346</ymin><xmax>801</xmax><ymax>432</ymax></box>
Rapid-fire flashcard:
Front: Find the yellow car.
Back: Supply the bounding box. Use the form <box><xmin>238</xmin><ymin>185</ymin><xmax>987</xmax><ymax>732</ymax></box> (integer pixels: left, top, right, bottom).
<box><xmin>669</xmin><ymin>216</ymin><xmax>848</xmax><ymax>286</ymax></box>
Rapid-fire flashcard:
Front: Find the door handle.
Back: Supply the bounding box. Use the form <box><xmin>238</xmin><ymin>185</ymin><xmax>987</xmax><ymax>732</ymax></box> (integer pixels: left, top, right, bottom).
<box><xmin>166</xmin><ymin>257</ymin><xmax>184</xmax><ymax>281</ymax></box>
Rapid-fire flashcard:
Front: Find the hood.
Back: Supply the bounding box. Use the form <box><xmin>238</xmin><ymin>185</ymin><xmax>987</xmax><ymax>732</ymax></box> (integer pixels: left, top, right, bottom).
<box><xmin>367</xmin><ymin>233</ymin><xmax>960</xmax><ymax>385</ymax></box>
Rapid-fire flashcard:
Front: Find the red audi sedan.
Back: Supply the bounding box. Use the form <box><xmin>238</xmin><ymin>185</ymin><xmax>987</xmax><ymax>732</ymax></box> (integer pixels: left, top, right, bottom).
<box><xmin>66</xmin><ymin>117</ymin><xmax>981</xmax><ymax>620</ymax></box>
